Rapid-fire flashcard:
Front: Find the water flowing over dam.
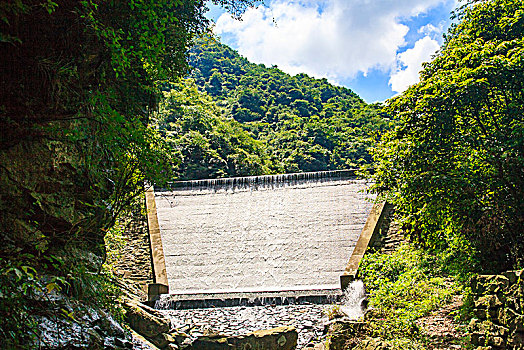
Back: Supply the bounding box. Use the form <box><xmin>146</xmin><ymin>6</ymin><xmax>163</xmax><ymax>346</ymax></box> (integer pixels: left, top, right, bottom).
<box><xmin>154</xmin><ymin>170</ymin><xmax>374</xmax><ymax>295</ymax></box>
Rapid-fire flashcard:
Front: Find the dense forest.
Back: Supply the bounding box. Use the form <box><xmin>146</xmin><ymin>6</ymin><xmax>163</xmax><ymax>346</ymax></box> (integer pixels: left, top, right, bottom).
<box><xmin>156</xmin><ymin>79</ymin><xmax>273</xmax><ymax>179</ymax></box>
<box><xmin>157</xmin><ymin>39</ymin><xmax>389</xmax><ymax>179</ymax></box>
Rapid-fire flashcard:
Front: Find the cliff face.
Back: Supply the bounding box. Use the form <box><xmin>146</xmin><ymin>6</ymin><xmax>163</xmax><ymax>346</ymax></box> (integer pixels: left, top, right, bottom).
<box><xmin>0</xmin><ymin>127</ymin><xmax>122</xmax><ymax>347</ymax></box>
<box><xmin>0</xmin><ymin>136</ymin><xmax>108</xmax><ymax>258</ymax></box>
<box><xmin>0</xmin><ymin>0</ymin><xmax>112</xmax><ymax>264</ymax></box>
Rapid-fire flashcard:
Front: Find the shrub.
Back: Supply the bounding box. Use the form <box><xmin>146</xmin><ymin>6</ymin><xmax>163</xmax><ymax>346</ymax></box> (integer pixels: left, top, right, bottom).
<box><xmin>359</xmin><ymin>244</ymin><xmax>457</xmax><ymax>340</ymax></box>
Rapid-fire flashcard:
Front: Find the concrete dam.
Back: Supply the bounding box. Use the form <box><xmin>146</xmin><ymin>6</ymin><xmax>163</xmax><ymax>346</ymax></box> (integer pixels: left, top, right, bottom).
<box><xmin>150</xmin><ymin>170</ymin><xmax>376</xmax><ymax>299</ymax></box>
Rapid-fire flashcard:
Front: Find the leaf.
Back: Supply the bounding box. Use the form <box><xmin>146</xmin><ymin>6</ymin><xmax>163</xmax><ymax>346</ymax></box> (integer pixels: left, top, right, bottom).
<box><xmin>46</xmin><ymin>282</ymin><xmax>59</xmax><ymax>293</ymax></box>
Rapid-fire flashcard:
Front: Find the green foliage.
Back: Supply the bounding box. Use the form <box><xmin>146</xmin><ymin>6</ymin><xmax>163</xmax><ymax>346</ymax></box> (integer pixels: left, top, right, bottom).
<box><xmin>372</xmin><ymin>0</ymin><xmax>524</xmax><ymax>271</ymax></box>
<box><xmin>62</xmin><ymin>251</ymin><xmax>124</xmax><ymax>323</ymax></box>
<box><xmin>359</xmin><ymin>245</ymin><xmax>457</xmax><ymax>343</ymax></box>
<box><xmin>156</xmin><ymin>79</ymin><xmax>273</xmax><ymax>179</ymax></box>
<box><xmin>0</xmin><ymin>256</ymin><xmax>41</xmax><ymax>348</ymax></box>
<box><xmin>189</xmin><ymin>38</ymin><xmax>391</xmax><ymax>173</ymax></box>
<box><xmin>0</xmin><ymin>248</ymin><xmax>123</xmax><ymax>348</ymax></box>
<box><xmin>103</xmin><ymin>219</ymin><xmax>127</xmax><ymax>269</ymax></box>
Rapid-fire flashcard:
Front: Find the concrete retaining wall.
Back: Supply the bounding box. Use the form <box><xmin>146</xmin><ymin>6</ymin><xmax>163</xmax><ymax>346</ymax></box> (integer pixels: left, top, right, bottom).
<box><xmin>340</xmin><ymin>201</ymin><xmax>388</xmax><ymax>291</ymax></box>
<box><xmin>145</xmin><ymin>187</ymin><xmax>169</xmax><ymax>300</ymax></box>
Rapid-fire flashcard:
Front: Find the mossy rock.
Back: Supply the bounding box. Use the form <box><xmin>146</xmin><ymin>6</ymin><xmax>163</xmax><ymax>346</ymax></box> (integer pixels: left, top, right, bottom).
<box><xmin>491</xmin><ymin>276</ymin><xmax>510</xmax><ymax>293</ymax></box>
<box><xmin>325</xmin><ymin>320</ymin><xmax>365</xmax><ymax>350</ymax></box>
<box><xmin>353</xmin><ymin>338</ymin><xmax>392</xmax><ymax>350</ymax></box>
<box><xmin>475</xmin><ymin>295</ymin><xmax>503</xmax><ymax>310</ymax></box>
<box><xmin>503</xmin><ymin>271</ymin><xmax>519</xmax><ymax>285</ymax></box>
<box><xmin>191</xmin><ymin>326</ymin><xmax>298</xmax><ymax>350</ymax></box>
<box><xmin>470</xmin><ymin>318</ymin><xmax>510</xmax><ymax>334</ymax></box>
<box><xmin>124</xmin><ymin>300</ymin><xmax>171</xmax><ymax>339</ymax></box>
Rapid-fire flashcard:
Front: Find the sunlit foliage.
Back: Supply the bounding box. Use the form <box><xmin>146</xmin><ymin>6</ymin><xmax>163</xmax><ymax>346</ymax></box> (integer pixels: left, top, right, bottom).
<box><xmin>373</xmin><ymin>0</ymin><xmax>524</xmax><ymax>270</ymax></box>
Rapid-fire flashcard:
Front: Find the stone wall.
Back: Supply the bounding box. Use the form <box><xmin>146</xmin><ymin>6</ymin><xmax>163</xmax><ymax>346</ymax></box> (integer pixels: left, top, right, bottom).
<box><xmin>368</xmin><ymin>203</ymin><xmax>404</xmax><ymax>254</ymax></box>
<box><xmin>468</xmin><ymin>269</ymin><xmax>524</xmax><ymax>349</ymax></box>
<box><xmin>112</xmin><ymin>195</ymin><xmax>154</xmax><ymax>300</ymax></box>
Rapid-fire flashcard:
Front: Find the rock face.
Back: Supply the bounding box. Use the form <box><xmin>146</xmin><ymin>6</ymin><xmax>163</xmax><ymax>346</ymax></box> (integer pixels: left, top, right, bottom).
<box><xmin>32</xmin><ymin>293</ymin><xmax>135</xmax><ymax>349</ymax></box>
<box><xmin>468</xmin><ymin>269</ymin><xmax>524</xmax><ymax>350</ymax></box>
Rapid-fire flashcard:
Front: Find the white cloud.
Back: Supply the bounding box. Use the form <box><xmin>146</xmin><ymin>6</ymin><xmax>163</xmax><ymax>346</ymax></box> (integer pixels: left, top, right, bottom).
<box><xmin>214</xmin><ymin>0</ymin><xmax>449</xmax><ymax>85</ymax></box>
<box><xmin>389</xmin><ymin>36</ymin><xmax>440</xmax><ymax>93</ymax></box>
<box><xmin>419</xmin><ymin>23</ymin><xmax>439</xmax><ymax>35</ymax></box>
<box><xmin>418</xmin><ymin>21</ymin><xmax>447</xmax><ymax>38</ymax></box>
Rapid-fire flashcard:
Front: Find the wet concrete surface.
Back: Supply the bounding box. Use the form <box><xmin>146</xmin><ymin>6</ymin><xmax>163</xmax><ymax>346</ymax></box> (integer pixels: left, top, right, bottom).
<box><xmin>155</xmin><ymin>178</ymin><xmax>374</xmax><ymax>293</ymax></box>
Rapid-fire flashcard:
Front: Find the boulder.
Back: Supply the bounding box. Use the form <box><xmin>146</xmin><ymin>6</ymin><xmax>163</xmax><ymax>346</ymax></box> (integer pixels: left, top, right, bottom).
<box><xmin>124</xmin><ymin>300</ymin><xmax>171</xmax><ymax>338</ymax></box>
<box><xmin>475</xmin><ymin>295</ymin><xmax>503</xmax><ymax>310</ymax></box>
<box><xmin>191</xmin><ymin>326</ymin><xmax>298</xmax><ymax>350</ymax></box>
<box><xmin>325</xmin><ymin>320</ymin><xmax>365</xmax><ymax>350</ymax></box>
<box><xmin>504</xmin><ymin>271</ymin><xmax>519</xmax><ymax>285</ymax></box>
<box><xmin>472</xmin><ymin>275</ymin><xmax>496</xmax><ymax>295</ymax></box>
<box><xmin>150</xmin><ymin>332</ymin><xmax>177</xmax><ymax>349</ymax></box>
<box><xmin>247</xmin><ymin>326</ymin><xmax>298</xmax><ymax>349</ymax></box>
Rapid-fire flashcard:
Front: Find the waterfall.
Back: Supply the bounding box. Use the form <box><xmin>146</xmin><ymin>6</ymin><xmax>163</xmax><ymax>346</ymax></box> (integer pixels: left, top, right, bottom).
<box><xmin>153</xmin><ymin>290</ymin><xmax>344</xmax><ymax>310</ymax></box>
<box><xmin>339</xmin><ymin>280</ymin><xmax>367</xmax><ymax>319</ymax></box>
<box><xmin>166</xmin><ymin>169</ymin><xmax>357</xmax><ymax>193</ymax></box>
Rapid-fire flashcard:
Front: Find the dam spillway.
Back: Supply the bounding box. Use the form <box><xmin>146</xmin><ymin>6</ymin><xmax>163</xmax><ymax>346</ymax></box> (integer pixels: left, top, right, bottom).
<box><xmin>154</xmin><ymin>171</ymin><xmax>374</xmax><ymax>295</ymax></box>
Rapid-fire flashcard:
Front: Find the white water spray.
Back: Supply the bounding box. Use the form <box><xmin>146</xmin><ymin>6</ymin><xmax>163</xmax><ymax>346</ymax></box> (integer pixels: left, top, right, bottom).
<box><xmin>340</xmin><ymin>280</ymin><xmax>367</xmax><ymax>319</ymax></box>
<box><xmin>166</xmin><ymin>169</ymin><xmax>358</xmax><ymax>194</ymax></box>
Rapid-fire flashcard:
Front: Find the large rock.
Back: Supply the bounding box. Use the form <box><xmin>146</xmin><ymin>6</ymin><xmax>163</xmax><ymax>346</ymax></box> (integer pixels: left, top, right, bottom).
<box><xmin>353</xmin><ymin>338</ymin><xmax>392</xmax><ymax>350</ymax></box>
<box><xmin>473</xmin><ymin>275</ymin><xmax>510</xmax><ymax>295</ymax></box>
<box><xmin>124</xmin><ymin>300</ymin><xmax>171</xmax><ymax>338</ymax></box>
<box><xmin>325</xmin><ymin>319</ymin><xmax>365</xmax><ymax>350</ymax></box>
<box><xmin>191</xmin><ymin>325</ymin><xmax>298</xmax><ymax>350</ymax></box>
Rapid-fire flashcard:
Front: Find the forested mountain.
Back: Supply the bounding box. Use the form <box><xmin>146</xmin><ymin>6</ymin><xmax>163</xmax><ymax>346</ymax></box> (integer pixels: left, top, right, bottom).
<box><xmin>181</xmin><ymin>38</ymin><xmax>389</xmax><ymax>174</ymax></box>
<box><xmin>156</xmin><ymin>80</ymin><xmax>273</xmax><ymax>180</ymax></box>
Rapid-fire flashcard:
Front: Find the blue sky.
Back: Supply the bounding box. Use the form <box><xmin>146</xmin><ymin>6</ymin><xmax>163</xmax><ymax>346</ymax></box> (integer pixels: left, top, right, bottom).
<box><xmin>205</xmin><ymin>0</ymin><xmax>457</xmax><ymax>103</ymax></box>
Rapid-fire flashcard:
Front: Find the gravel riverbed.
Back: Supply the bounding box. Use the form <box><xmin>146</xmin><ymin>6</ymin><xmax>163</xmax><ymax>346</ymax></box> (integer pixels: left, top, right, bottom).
<box><xmin>161</xmin><ymin>304</ymin><xmax>331</xmax><ymax>348</ymax></box>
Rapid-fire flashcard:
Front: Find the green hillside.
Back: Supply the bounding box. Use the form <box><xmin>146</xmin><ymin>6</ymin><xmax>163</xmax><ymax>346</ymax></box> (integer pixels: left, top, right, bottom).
<box><xmin>185</xmin><ymin>38</ymin><xmax>390</xmax><ymax>174</ymax></box>
<box><xmin>156</xmin><ymin>80</ymin><xmax>273</xmax><ymax>180</ymax></box>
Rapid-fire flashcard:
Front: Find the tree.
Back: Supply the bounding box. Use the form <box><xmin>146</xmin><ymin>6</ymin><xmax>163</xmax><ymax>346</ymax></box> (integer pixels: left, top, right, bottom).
<box><xmin>189</xmin><ymin>38</ymin><xmax>389</xmax><ymax>173</ymax></box>
<box><xmin>373</xmin><ymin>0</ymin><xmax>524</xmax><ymax>271</ymax></box>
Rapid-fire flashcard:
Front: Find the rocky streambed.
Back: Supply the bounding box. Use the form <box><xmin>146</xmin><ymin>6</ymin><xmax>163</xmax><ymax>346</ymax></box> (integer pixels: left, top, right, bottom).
<box><xmin>160</xmin><ymin>304</ymin><xmax>329</xmax><ymax>348</ymax></box>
